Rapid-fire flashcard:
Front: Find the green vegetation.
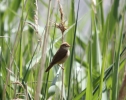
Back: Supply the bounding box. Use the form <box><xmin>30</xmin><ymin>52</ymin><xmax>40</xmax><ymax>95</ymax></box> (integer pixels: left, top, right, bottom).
<box><xmin>0</xmin><ymin>0</ymin><xmax>126</xmax><ymax>100</ymax></box>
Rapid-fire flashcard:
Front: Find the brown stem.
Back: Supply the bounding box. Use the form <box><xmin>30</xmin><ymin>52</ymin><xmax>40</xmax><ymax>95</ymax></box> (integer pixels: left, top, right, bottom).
<box><xmin>57</xmin><ymin>0</ymin><xmax>64</xmax><ymax>23</ymax></box>
<box><xmin>118</xmin><ymin>66</ymin><xmax>126</xmax><ymax>100</ymax></box>
<box><xmin>62</xmin><ymin>33</ymin><xmax>64</xmax><ymax>43</ymax></box>
<box><xmin>61</xmin><ymin>64</ymin><xmax>64</xmax><ymax>100</ymax></box>
<box><xmin>61</xmin><ymin>20</ymin><xmax>64</xmax><ymax>100</ymax></box>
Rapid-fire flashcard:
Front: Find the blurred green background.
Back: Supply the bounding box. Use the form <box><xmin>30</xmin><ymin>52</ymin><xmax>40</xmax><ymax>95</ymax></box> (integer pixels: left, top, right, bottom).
<box><xmin>0</xmin><ymin>0</ymin><xmax>126</xmax><ymax>100</ymax></box>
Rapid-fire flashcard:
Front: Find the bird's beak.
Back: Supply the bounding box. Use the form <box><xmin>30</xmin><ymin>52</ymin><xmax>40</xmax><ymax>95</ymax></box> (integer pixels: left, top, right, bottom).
<box><xmin>68</xmin><ymin>44</ymin><xmax>70</xmax><ymax>47</ymax></box>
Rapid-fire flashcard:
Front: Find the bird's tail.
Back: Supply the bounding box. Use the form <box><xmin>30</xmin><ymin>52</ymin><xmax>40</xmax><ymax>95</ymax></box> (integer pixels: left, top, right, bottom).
<box><xmin>45</xmin><ymin>64</ymin><xmax>53</xmax><ymax>72</ymax></box>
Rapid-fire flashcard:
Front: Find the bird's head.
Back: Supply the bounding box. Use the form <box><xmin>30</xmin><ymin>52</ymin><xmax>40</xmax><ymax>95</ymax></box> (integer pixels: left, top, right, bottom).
<box><xmin>60</xmin><ymin>42</ymin><xmax>70</xmax><ymax>50</ymax></box>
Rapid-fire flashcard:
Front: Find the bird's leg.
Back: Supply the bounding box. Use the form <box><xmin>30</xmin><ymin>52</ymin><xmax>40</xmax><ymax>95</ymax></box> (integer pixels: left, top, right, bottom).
<box><xmin>58</xmin><ymin>64</ymin><xmax>64</xmax><ymax>70</ymax></box>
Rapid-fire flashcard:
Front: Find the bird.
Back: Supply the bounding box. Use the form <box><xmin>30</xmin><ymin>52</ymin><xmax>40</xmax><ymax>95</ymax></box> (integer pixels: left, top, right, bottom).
<box><xmin>45</xmin><ymin>42</ymin><xmax>70</xmax><ymax>72</ymax></box>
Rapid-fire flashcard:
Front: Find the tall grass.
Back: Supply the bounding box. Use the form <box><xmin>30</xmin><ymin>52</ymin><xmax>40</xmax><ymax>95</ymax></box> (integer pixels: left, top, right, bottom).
<box><xmin>0</xmin><ymin>0</ymin><xmax>126</xmax><ymax>100</ymax></box>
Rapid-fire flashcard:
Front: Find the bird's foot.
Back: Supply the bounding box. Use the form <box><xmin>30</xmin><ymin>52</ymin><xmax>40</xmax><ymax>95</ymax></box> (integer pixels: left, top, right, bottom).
<box><xmin>59</xmin><ymin>64</ymin><xmax>64</xmax><ymax>70</ymax></box>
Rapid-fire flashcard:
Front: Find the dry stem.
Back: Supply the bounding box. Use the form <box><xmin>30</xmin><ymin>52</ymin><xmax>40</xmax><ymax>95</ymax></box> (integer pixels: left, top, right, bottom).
<box><xmin>34</xmin><ymin>0</ymin><xmax>51</xmax><ymax>100</ymax></box>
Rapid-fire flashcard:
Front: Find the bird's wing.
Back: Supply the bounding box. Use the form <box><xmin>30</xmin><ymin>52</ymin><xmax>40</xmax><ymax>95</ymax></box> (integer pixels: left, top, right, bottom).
<box><xmin>45</xmin><ymin>48</ymin><xmax>67</xmax><ymax>72</ymax></box>
<box><xmin>51</xmin><ymin>48</ymin><xmax>67</xmax><ymax>65</ymax></box>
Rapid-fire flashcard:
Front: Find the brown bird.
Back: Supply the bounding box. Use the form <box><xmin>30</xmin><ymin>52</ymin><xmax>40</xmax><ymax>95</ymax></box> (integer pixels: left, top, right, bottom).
<box><xmin>45</xmin><ymin>42</ymin><xmax>70</xmax><ymax>72</ymax></box>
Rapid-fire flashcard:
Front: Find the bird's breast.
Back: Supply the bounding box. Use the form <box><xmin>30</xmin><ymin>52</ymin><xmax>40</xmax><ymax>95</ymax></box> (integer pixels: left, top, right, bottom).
<box><xmin>57</xmin><ymin>50</ymin><xmax>70</xmax><ymax>64</ymax></box>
